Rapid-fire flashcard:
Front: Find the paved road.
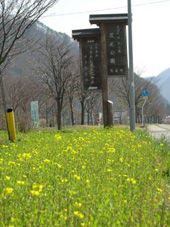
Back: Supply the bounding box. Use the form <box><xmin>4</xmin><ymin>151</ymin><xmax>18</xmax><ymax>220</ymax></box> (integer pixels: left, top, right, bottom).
<box><xmin>147</xmin><ymin>124</ymin><xmax>170</xmax><ymax>141</ymax></box>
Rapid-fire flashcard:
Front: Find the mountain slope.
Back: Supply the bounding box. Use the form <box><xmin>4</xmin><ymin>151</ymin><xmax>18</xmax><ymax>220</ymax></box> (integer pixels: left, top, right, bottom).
<box><xmin>151</xmin><ymin>68</ymin><xmax>170</xmax><ymax>104</ymax></box>
<box><xmin>7</xmin><ymin>21</ymin><xmax>77</xmax><ymax>77</ymax></box>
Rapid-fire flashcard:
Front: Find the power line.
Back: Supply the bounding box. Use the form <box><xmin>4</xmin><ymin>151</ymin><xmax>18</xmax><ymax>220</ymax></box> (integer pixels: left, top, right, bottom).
<box><xmin>42</xmin><ymin>0</ymin><xmax>170</xmax><ymax>18</ymax></box>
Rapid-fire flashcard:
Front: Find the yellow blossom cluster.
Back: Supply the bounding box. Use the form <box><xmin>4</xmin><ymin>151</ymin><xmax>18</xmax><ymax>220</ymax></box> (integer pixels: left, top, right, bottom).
<box><xmin>30</xmin><ymin>183</ymin><xmax>43</xmax><ymax>197</ymax></box>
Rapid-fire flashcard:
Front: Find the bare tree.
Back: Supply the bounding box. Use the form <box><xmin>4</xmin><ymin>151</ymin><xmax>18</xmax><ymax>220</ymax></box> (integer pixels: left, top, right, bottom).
<box><xmin>3</xmin><ymin>72</ymin><xmax>60</xmax><ymax>129</ymax></box>
<box><xmin>68</xmin><ymin>57</ymin><xmax>89</xmax><ymax>126</ymax></box>
<box><xmin>0</xmin><ymin>0</ymin><xmax>58</xmax><ymax>67</ymax></box>
<box><xmin>144</xmin><ymin>85</ymin><xmax>167</xmax><ymax>123</ymax></box>
<box><xmin>3</xmin><ymin>75</ymin><xmax>40</xmax><ymax>131</ymax></box>
<box><xmin>112</xmin><ymin>75</ymin><xmax>146</xmax><ymax>108</ymax></box>
<box><xmin>0</xmin><ymin>0</ymin><xmax>58</xmax><ymax>130</ymax></box>
<box><xmin>77</xmin><ymin>84</ymin><xmax>89</xmax><ymax>125</ymax></box>
<box><xmin>66</xmin><ymin>70</ymin><xmax>80</xmax><ymax>125</ymax></box>
<box><xmin>112</xmin><ymin>74</ymin><xmax>167</xmax><ymax>123</ymax></box>
<box><xmin>35</xmin><ymin>32</ymin><xmax>73</xmax><ymax>130</ymax></box>
<box><xmin>85</xmin><ymin>92</ymin><xmax>97</xmax><ymax>125</ymax></box>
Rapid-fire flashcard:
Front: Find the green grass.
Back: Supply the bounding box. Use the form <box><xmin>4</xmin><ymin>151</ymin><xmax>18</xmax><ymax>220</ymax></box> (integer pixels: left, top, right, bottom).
<box><xmin>0</xmin><ymin>128</ymin><xmax>169</xmax><ymax>226</ymax></box>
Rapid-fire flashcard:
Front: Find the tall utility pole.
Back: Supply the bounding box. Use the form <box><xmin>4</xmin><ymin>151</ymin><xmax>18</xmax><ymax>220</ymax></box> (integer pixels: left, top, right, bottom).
<box><xmin>128</xmin><ymin>0</ymin><xmax>136</xmax><ymax>131</ymax></box>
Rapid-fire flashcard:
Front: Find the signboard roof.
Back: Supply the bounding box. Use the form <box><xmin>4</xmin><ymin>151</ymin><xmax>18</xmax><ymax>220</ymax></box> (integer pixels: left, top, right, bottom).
<box><xmin>72</xmin><ymin>28</ymin><xmax>100</xmax><ymax>41</ymax></box>
<box><xmin>89</xmin><ymin>14</ymin><xmax>128</xmax><ymax>25</ymax></box>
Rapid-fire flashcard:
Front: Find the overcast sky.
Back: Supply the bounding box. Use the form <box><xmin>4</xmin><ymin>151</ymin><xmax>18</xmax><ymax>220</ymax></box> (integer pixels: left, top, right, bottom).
<box><xmin>40</xmin><ymin>0</ymin><xmax>170</xmax><ymax>77</ymax></box>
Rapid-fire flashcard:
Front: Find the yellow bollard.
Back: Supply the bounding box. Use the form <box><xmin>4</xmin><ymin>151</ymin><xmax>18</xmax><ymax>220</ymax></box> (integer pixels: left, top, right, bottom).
<box><xmin>6</xmin><ymin>108</ymin><xmax>16</xmax><ymax>142</ymax></box>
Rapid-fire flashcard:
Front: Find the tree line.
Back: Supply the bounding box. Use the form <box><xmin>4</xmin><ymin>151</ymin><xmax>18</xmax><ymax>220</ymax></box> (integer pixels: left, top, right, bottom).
<box><xmin>0</xmin><ymin>0</ymin><xmax>169</xmax><ymax>131</ymax></box>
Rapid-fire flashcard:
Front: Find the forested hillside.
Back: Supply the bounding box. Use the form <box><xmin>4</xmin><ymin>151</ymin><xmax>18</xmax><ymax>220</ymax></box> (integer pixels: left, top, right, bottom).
<box><xmin>7</xmin><ymin>22</ymin><xmax>78</xmax><ymax>77</ymax></box>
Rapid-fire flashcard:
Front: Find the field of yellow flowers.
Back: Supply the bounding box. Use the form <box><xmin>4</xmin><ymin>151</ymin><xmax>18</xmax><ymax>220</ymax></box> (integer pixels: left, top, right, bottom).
<box><xmin>0</xmin><ymin>128</ymin><xmax>169</xmax><ymax>226</ymax></box>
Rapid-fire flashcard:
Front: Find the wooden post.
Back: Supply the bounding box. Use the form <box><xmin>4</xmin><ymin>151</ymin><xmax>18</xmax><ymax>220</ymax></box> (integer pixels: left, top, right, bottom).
<box><xmin>79</xmin><ymin>41</ymin><xmax>85</xmax><ymax>125</ymax></box>
<box><xmin>107</xmin><ymin>100</ymin><xmax>113</xmax><ymax>125</ymax></box>
<box><xmin>6</xmin><ymin>108</ymin><xmax>16</xmax><ymax>142</ymax></box>
<box><xmin>100</xmin><ymin>23</ymin><xmax>110</xmax><ymax>127</ymax></box>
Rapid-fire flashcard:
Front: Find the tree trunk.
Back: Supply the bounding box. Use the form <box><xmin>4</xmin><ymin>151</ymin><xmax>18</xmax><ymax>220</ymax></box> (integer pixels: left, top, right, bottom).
<box><xmin>56</xmin><ymin>99</ymin><xmax>62</xmax><ymax>130</ymax></box>
<box><xmin>81</xmin><ymin>100</ymin><xmax>85</xmax><ymax>125</ymax></box>
<box><xmin>0</xmin><ymin>74</ymin><xmax>8</xmax><ymax>130</ymax></box>
<box><xmin>87</xmin><ymin>110</ymin><xmax>90</xmax><ymax>125</ymax></box>
<box><xmin>45</xmin><ymin>103</ymin><xmax>48</xmax><ymax>127</ymax></box>
<box><xmin>69</xmin><ymin>97</ymin><xmax>74</xmax><ymax>126</ymax></box>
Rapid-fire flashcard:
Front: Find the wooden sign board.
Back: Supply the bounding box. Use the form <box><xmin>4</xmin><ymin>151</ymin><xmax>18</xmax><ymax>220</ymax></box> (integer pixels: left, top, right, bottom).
<box><xmin>81</xmin><ymin>38</ymin><xmax>101</xmax><ymax>89</ymax></box>
<box><xmin>89</xmin><ymin>14</ymin><xmax>128</xmax><ymax>77</ymax></box>
<box><xmin>72</xmin><ymin>29</ymin><xmax>101</xmax><ymax>90</ymax></box>
<box><xmin>106</xmin><ymin>23</ymin><xmax>128</xmax><ymax>76</ymax></box>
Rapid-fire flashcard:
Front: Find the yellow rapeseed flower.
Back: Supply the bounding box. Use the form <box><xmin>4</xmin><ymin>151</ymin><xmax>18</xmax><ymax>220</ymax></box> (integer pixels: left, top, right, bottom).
<box><xmin>5</xmin><ymin>176</ymin><xmax>11</xmax><ymax>181</ymax></box>
<box><xmin>66</xmin><ymin>145</ymin><xmax>74</xmax><ymax>152</ymax></box>
<box><xmin>61</xmin><ymin>178</ymin><xmax>68</xmax><ymax>183</ymax></box>
<box><xmin>69</xmin><ymin>190</ymin><xmax>77</xmax><ymax>196</ymax></box>
<box><xmin>32</xmin><ymin>183</ymin><xmax>43</xmax><ymax>192</ymax></box>
<box><xmin>30</xmin><ymin>190</ymin><xmax>40</xmax><ymax>196</ymax></box>
<box><xmin>106</xmin><ymin>168</ymin><xmax>112</xmax><ymax>173</ymax></box>
<box><xmin>2</xmin><ymin>145</ymin><xmax>8</xmax><ymax>148</ymax></box>
<box><xmin>17</xmin><ymin>153</ymin><xmax>31</xmax><ymax>161</ymax></box>
<box><xmin>11</xmin><ymin>217</ymin><xmax>15</xmax><ymax>223</ymax></box>
<box><xmin>74</xmin><ymin>175</ymin><xmax>81</xmax><ymax>181</ymax></box>
<box><xmin>43</xmin><ymin>159</ymin><xmax>51</xmax><ymax>163</ymax></box>
<box><xmin>127</xmin><ymin>178</ymin><xmax>136</xmax><ymax>184</ymax></box>
<box><xmin>3</xmin><ymin>187</ymin><xmax>13</xmax><ymax>195</ymax></box>
<box><xmin>55</xmin><ymin>162</ymin><xmax>62</xmax><ymax>168</ymax></box>
<box><xmin>74</xmin><ymin>211</ymin><xmax>84</xmax><ymax>219</ymax></box>
<box><xmin>17</xmin><ymin>181</ymin><xmax>25</xmax><ymax>186</ymax></box>
<box><xmin>107</xmin><ymin>147</ymin><xmax>116</xmax><ymax>153</ymax></box>
<box><xmin>74</xmin><ymin>202</ymin><xmax>82</xmax><ymax>208</ymax></box>
<box><xmin>22</xmin><ymin>153</ymin><xmax>32</xmax><ymax>159</ymax></box>
<box><xmin>8</xmin><ymin>161</ymin><xmax>16</xmax><ymax>166</ymax></box>
<box><xmin>157</xmin><ymin>188</ymin><xmax>163</xmax><ymax>193</ymax></box>
<box><xmin>54</xmin><ymin>134</ymin><xmax>62</xmax><ymax>141</ymax></box>
<box><xmin>30</xmin><ymin>183</ymin><xmax>43</xmax><ymax>197</ymax></box>
<box><xmin>132</xmin><ymin>179</ymin><xmax>136</xmax><ymax>184</ymax></box>
<box><xmin>119</xmin><ymin>157</ymin><xmax>124</xmax><ymax>163</ymax></box>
